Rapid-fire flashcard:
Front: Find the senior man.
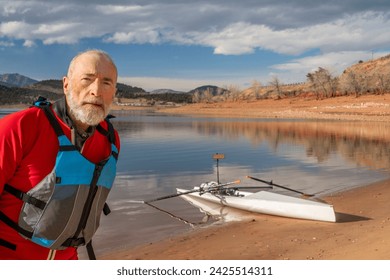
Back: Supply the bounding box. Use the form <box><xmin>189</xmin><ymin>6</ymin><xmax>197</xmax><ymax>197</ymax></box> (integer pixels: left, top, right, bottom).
<box><xmin>0</xmin><ymin>50</ymin><xmax>120</xmax><ymax>260</ymax></box>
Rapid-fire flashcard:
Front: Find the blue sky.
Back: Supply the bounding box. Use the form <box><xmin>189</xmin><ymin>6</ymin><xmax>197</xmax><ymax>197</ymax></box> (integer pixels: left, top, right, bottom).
<box><xmin>1</xmin><ymin>0</ymin><xmax>390</xmax><ymax>91</ymax></box>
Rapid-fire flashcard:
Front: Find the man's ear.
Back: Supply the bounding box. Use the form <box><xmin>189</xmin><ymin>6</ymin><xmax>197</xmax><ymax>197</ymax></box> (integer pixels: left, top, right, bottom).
<box><xmin>63</xmin><ymin>76</ymin><xmax>69</xmax><ymax>95</ymax></box>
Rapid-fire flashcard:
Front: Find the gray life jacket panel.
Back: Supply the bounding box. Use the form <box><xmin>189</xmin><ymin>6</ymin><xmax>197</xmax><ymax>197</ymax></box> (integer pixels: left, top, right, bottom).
<box><xmin>0</xmin><ymin>100</ymin><xmax>118</xmax><ymax>250</ymax></box>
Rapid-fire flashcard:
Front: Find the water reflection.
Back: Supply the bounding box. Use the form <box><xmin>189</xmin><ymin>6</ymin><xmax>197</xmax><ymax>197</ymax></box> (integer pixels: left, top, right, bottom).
<box><xmin>191</xmin><ymin>120</ymin><xmax>390</xmax><ymax>171</ymax></box>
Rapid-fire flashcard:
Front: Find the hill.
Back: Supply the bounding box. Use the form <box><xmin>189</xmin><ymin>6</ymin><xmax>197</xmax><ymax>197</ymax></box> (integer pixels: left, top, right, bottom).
<box><xmin>189</xmin><ymin>85</ymin><xmax>228</xmax><ymax>96</ymax></box>
<box><xmin>0</xmin><ymin>73</ymin><xmax>38</xmax><ymax>87</ymax></box>
<box><xmin>116</xmin><ymin>83</ymin><xmax>146</xmax><ymax>98</ymax></box>
<box><xmin>223</xmin><ymin>54</ymin><xmax>390</xmax><ymax>101</ymax></box>
<box><xmin>0</xmin><ymin>84</ymin><xmax>62</xmax><ymax>105</ymax></box>
<box><xmin>26</xmin><ymin>79</ymin><xmax>64</xmax><ymax>94</ymax></box>
<box><xmin>339</xmin><ymin>54</ymin><xmax>390</xmax><ymax>95</ymax></box>
<box><xmin>150</xmin><ymin>89</ymin><xmax>185</xmax><ymax>94</ymax></box>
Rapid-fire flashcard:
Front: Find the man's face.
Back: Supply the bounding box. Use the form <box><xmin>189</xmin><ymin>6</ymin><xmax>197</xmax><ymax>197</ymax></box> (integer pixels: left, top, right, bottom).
<box><xmin>63</xmin><ymin>53</ymin><xmax>117</xmax><ymax>128</ymax></box>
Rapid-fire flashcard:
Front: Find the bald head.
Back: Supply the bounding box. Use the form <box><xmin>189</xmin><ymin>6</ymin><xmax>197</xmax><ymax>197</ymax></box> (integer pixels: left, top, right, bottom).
<box><xmin>67</xmin><ymin>50</ymin><xmax>118</xmax><ymax>82</ymax></box>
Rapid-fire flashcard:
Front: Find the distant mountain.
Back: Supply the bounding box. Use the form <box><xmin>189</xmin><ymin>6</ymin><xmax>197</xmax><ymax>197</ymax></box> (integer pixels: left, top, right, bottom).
<box><xmin>116</xmin><ymin>83</ymin><xmax>146</xmax><ymax>98</ymax></box>
<box><xmin>189</xmin><ymin>85</ymin><xmax>228</xmax><ymax>96</ymax></box>
<box><xmin>150</xmin><ymin>89</ymin><xmax>186</xmax><ymax>94</ymax></box>
<box><xmin>0</xmin><ymin>73</ymin><xmax>38</xmax><ymax>87</ymax></box>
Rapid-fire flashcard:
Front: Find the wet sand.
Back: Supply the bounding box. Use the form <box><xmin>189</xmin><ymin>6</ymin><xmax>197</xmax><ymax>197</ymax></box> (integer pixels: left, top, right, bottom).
<box><xmin>102</xmin><ymin>179</ymin><xmax>390</xmax><ymax>260</ymax></box>
<box><xmin>102</xmin><ymin>95</ymin><xmax>390</xmax><ymax>260</ymax></box>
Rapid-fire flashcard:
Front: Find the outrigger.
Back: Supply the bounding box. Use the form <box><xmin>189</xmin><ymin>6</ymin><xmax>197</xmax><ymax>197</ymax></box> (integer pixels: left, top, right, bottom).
<box><xmin>129</xmin><ymin>153</ymin><xmax>337</xmax><ymax>223</ymax></box>
<box><xmin>176</xmin><ymin>179</ymin><xmax>336</xmax><ymax>223</ymax></box>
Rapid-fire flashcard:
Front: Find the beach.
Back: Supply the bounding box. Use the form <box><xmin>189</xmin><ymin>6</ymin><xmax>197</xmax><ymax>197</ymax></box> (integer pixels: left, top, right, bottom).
<box><xmin>102</xmin><ymin>178</ymin><xmax>390</xmax><ymax>260</ymax></box>
<box><xmin>101</xmin><ymin>94</ymin><xmax>390</xmax><ymax>260</ymax></box>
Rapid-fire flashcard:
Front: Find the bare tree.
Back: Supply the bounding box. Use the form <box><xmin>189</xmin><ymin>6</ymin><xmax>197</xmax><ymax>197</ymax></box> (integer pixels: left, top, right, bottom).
<box><xmin>341</xmin><ymin>70</ymin><xmax>368</xmax><ymax>97</ymax></box>
<box><xmin>306</xmin><ymin>67</ymin><xmax>338</xmax><ymax>99</ymax></box>
<box><xmin>203</xmin><ymin>87</ymin><xmax>213</xmax><ymax>103</ymax></box>
<box><xmin>226</xmin><ymin>84</ymin><xmax>241</xmax><ymax>101</ymax></box>
<box><xmin>269</xmin><ymin>76</ymin><xmax>282</xmax><ymax>99</ymax></box>
<box><xmin>375</xmin><ymin>73</ymin><xmax>390</xmax><ymax>95</ymax></box>
<box><xmin>192</xmin><ymin>90</ymin><xmax>201</xmax><ymax>103</ymax></box>
<box><xmin>251</xmin><ymin>80</ymin><xmax>262</xmax><ymax>99</ymax></box>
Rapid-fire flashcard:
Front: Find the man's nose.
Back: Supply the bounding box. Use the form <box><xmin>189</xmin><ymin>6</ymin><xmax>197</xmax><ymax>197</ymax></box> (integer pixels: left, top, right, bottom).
<box><xmin>89</xmin><ymin>79</ymin><xmax>103</xmax><ymax>96</ymax></box>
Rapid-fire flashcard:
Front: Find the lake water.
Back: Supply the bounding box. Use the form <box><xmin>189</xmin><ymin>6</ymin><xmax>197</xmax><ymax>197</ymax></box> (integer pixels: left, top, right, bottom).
<box><xmin>1</xmin><ymin>108</ymin><xmax>390</xmax><ymax>258</ymax></box>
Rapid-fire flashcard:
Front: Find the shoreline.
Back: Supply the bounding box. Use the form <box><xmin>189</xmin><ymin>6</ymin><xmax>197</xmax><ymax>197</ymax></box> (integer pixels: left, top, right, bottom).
<box><xmin>3</xmin><ymin>94</ymin><xmax>390</xmax><ymax>122</ymax></box>
<box><xmin>154</xmin><ymin>94</ymin><xmax>390</xmax><ymax>122</ymax></box>
<box><xmin>101</xmin><ymin>178</ymin><xmax>390</xmax><ymax>260</ymax></box>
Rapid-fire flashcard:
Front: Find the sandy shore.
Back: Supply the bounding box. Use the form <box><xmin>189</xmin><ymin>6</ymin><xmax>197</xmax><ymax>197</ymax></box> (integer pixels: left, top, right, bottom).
<box><xmin>101</xmin><ymin>94</ymin><xmax>390</xmax><ymax>260</ymax></box>
<box><xmin>101</xmin><ymin>179</ymin><xmax>390</xmax><ymax>260</ymax></box>
<box><xmin>154</xmin><ymin>94</ymin><xmax>390</xmax><ymax>122</ymax></box>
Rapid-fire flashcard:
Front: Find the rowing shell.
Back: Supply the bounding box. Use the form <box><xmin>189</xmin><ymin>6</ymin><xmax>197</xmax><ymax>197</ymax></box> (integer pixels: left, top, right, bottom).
<box><xmin>176</xmin><ymin>188</ymin><xmax>336</xmax><ymax>222</ymax></box>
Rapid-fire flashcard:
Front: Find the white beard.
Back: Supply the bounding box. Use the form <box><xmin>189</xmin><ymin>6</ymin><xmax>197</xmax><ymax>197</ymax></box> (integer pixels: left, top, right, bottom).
<box><xmin>67</xmin><ymin>90</ymin><xmax>111</xmax><ymax>126</ymax></box>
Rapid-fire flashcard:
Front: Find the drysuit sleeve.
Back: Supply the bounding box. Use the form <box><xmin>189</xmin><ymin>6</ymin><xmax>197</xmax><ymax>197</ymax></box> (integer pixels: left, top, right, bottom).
<box><xmin>0</xmin><ymin>109</ymin><xmax>38</xmax><ymax>195</ymax></box>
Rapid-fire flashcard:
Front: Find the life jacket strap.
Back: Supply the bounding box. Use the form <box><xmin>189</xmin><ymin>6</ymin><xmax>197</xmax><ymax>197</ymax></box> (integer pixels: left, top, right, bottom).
<box><xmin>32</xmin><ymin>97</ymin><xmax>65</xmax><ymax>137</ymax></box>
<box><xmin>0</xmin><ymin>211</ymin><xmax>33</xmax><ymax>239</ymax></box>
<box><xmin>0</xmin><ymin>238</ymin><xmax>17</xmax><ymax>251</ymax></box>
<box><xmin>86</xmin><ymin>241</ymin><xmax>97</xmax><ymax>260</ymax></box>
<box><xmin>62</xmin><ymin>236</ymin><xmax>85</xmax><ymax>247</ymax></box>
<box><xmin>96</xmin><ymin>120</ymin><xmax>119</xmax><ymax>161</ymax></box>
<box><xmin>4</xmin><ymin>184</ymin><xmax>46</xmax><ymax>210</ymax></box>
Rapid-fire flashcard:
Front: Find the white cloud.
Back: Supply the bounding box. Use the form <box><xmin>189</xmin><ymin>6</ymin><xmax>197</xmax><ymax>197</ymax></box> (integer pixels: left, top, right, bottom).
<box><xmin>95</xmin><ymin>4</ymin><xmax>144</xmax><ymax>15</ymax></box>
<box><xmin>0</xmin><ymin>21</ymin><xmax>33</xmax><ymax>38</ymax></box>
<box><xmin>23</xmin><ymin>40</ymin><xmax>35</xmax><ymax>47</ymax></box>
<box><xmin>188</xmin><ymin>11</ymin><xmax>390</xmax><ymax>56</ymax></box>
<box><xmin>33</xmin><ymin>22</ymin><xmax>78</xmax><ymax>35</ymax></box>
<box><xmin>105</xmin><ymin>29</ymin><xmax>161</xmax><ymax>44</ymax></box>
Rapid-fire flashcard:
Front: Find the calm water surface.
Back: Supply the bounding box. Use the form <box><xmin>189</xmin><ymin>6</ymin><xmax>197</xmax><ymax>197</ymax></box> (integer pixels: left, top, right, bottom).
<box><xmin>91</xmin><ymin>109</ymin><xmax>390</xmax><ymax>258</ymax></box>
<box><xmin>1</xmin><ymin>108</ymin><xmax>390</xmax><ymax>258</ymax></box>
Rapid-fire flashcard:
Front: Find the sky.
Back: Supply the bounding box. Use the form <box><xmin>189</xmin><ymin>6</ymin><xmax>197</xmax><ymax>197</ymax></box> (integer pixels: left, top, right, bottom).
<box><xmin>1</xmin><ymin>0</ymin><xmax>390</xmax><ymax>92</ymax></box>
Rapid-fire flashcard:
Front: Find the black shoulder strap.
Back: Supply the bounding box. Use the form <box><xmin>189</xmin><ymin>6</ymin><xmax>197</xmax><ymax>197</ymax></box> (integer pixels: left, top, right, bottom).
<box><xmin>96</xmin><ymin>117</ymin><xmax>116</xmax><ymax>145</ymax></box>
<box><xmin>33</xmin><ymin>97</ymin><xmax>77</xmax><ymax>153</ymax></box>
<box><xmin>32</xmin><ymin>96</ymin><xmax>65</xmax><ymax>137</ymax></box>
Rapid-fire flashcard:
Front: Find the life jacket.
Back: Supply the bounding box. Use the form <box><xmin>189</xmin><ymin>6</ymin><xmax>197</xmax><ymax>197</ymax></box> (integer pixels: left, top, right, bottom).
<box><xmin>0</xmin><ymin>99</ymin><xmax>118</xmax><ymax>256</ymax></box>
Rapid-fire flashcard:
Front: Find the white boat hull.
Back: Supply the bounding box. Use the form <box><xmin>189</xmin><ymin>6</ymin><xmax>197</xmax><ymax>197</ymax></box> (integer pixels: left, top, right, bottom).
<box><xmin>177</xmin><ymin>188</ymin><xmax>336</xmax><ymax>222</ymax></box>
